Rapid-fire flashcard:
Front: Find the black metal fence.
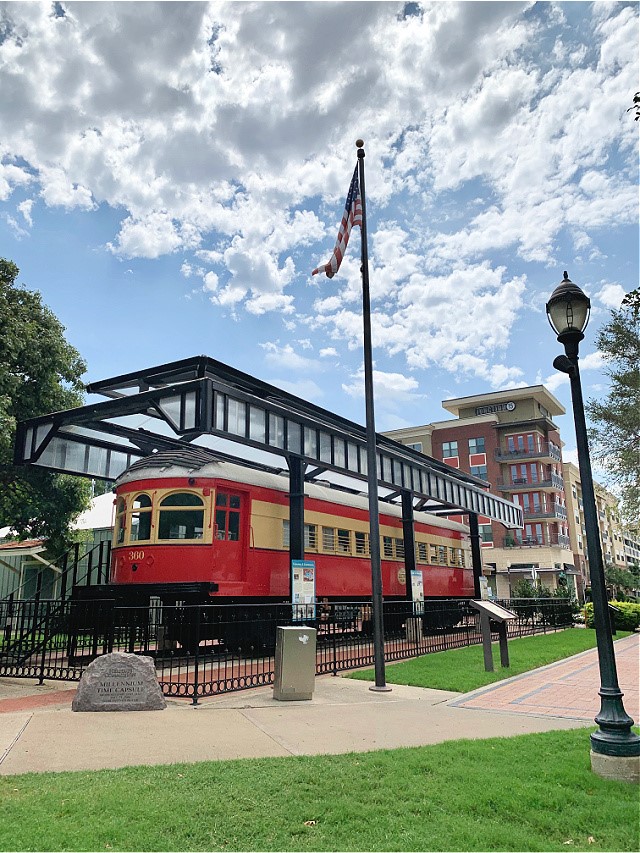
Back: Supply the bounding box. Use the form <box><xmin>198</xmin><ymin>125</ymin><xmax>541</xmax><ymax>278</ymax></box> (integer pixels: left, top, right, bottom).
<box><xmin>0</xmin><ymin>597</ymin><xmax>574</xmax><ymax>702</ymax></box>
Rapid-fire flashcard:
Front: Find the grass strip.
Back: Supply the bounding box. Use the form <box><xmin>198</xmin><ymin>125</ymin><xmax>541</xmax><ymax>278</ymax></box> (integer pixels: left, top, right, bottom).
<box><xmin>347</xmin><ymin>628</ymin><xmax>630</xmax><ymax>693</ymax></box>
<box><xmin>0</xmin><ymin>728</ymin><xmax>638</xmax><ymax>851</ymax></box>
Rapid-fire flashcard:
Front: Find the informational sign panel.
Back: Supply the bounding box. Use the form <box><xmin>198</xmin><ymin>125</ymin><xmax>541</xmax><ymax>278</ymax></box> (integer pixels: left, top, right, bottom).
<box><xmin>411</xmin><ymin>570</ymin><xmax>424</xmax><ymax>615</ymax></box>
<box><xmin>291</xmin><ymin>559</ymin><xmax>316</xmax><ymax>621</ymax></box>
<box><xmin>470</xmin><ymin>600</ymin><xmax>517</xmax><ymax>622</ymax></box>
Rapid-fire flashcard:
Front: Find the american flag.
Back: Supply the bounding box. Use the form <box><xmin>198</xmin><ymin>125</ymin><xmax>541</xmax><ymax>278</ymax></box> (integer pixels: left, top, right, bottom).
<box><xmin>312</xmin><ymin>166</ymin><xmax>362</xmax><ymax>278</ymax></box>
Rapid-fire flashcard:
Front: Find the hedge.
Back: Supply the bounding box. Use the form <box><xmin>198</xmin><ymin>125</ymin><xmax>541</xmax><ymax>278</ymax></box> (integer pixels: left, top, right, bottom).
<box><xmin>583</xmin><ymin>600</ymin><xmax>640</xmax><ymax>632</ymax></box>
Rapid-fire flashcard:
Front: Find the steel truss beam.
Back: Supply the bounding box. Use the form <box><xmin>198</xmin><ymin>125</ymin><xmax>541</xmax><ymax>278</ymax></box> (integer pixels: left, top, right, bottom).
<box><xmin>14</xmin><ymin>355</ymin><xmax>522</xmax><ymax>528</ymax></box>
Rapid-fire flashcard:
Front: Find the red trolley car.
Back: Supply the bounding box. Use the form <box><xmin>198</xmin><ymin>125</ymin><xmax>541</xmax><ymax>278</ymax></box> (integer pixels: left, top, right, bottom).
<box><xmin>107</xmin><ymin>453</ymin><xmax>474</xmax><ymax>604</ymax></box>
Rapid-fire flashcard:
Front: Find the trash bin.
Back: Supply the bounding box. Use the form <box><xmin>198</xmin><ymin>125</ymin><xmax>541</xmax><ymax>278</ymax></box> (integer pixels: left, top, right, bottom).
<box><xmin>273</xmin><ymin>625</ymin><xmax>317</xmax><ymax>701</ymax></box>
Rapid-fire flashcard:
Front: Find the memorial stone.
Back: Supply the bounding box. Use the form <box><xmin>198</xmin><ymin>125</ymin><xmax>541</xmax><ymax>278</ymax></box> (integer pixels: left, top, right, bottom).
<box><xmin>72</xmin><ymin>652</ymin><xmax>167</xmax><ymax>712</ymax></box>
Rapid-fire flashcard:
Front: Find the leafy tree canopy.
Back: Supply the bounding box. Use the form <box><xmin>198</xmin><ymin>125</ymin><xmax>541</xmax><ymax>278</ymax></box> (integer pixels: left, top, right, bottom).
<box><xmin>587</xmin><ymin>290</ymin><xmax>640</xmax><ymax>529</ymax></box>
<box><xmin>0</xmin><ymin>258</ymin><xmax>90</xmax><ymax>551</ymax></box>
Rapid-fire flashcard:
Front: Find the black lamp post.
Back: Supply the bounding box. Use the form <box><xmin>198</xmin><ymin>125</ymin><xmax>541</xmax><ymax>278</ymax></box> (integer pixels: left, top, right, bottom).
<box><xmin>547</xmin><ymin>272</ymin><xmax>640</xmax><ymax>764</ymax></box>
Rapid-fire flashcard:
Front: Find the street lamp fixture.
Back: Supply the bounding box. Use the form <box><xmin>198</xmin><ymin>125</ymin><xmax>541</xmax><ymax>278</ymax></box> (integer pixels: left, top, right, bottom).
<box><xmin>547</xmin><ymin>271</ymin><xmax>639</xmax><ymax>780</ymax></box>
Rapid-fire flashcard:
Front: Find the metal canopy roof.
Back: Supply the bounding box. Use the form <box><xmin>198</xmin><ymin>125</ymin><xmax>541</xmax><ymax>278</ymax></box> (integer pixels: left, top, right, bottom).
<box><xmin>14</xmin><ymin>355</ymin><xmax>523</xmax><ymax>528</ymax></box>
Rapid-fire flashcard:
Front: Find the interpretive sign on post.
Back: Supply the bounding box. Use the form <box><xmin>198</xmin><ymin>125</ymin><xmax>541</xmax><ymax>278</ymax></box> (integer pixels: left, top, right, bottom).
<box><xmin>291</xmin><ymin>559</ymin><xmax>316</xmax><ymax>621</ymax></box>
<box><xmin>72</xmin><ymin>652</ymin><xmax>167</xmax><ymax>712</ymax></box>
<box><xmin>469</xmin><ymin>600</ymin><xmax>517</xmax><ymax>672</ymax></box>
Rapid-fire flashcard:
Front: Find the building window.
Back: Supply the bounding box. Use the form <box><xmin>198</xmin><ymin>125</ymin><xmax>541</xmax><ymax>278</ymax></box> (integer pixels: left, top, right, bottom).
<box><xmin>470</xmin><ymin>465</ymin><xmax>488</xmax><ymax>479</ymax></box>
<box><xmin>406</xmin><ymin>441</ymin><xmax>423</xmax><ymax>452</ymax></box>
<box><xmin>469</xmin><ymin>437</ymin><xmax>485</xmax><ymax>454</ymax></box>
<box><xmin>442</xmin><ymin>441</ymin><xmax>458</xmax><ymax>457</ymax></box>
<box><xmin>479</xmin><ymin>524</ymin><xmax>493</xmax><ymax>543</ymax></box>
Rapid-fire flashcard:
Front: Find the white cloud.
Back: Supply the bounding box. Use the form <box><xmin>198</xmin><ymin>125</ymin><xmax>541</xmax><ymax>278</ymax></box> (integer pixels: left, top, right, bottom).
<box><xmin>266</xmin><ymin>378</ymin><xmax>324</xmax><ymax>402</ymax></box>
<box><xmin>109</xmin><ymin>212</ymin><xmax>182</xmax><ymax>259</ymax></box>
<box><xmin>0</xmin><ymin>0</ymin><xmax>636</xmax><ymax>402</ymax></box>
<box><xmin>259</xmin><ymin>341</ymin><xmax>319</xmax><ymax>372</ymax></box>
<box><xmin>17</xmin><ymin>199</ymin><xmax>33</xmax><ymax>227</ymax></box>
<box><xmin>543</xmin><ymin>350</ymin><xmax>604</xmax><ymax>391</ymax></box>
<box><xmin>595</xmin><ymin>282</ymin><xmax>627</xmax><ymax>310</ymax></box>
<box><xmin>342</xmin><ymin>367</ymin><xmax>421</xmax><ymax>402</ymax></box>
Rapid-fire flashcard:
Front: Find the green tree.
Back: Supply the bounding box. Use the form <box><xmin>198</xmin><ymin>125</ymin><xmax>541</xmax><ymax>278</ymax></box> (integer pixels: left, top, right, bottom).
<box><xmin>0</xmin><ymin>258</ymin><xmax>90</xmax><ymax>552</ymax></box>
<box><xmin>586</xmin><ymin>291</ymin><xmax>640</xmax><ymax>528</ymax></box>
<box><xmin>604</xmin><ymin>563</ymin><xmax>639</xmax><ymax>600</ymax></box>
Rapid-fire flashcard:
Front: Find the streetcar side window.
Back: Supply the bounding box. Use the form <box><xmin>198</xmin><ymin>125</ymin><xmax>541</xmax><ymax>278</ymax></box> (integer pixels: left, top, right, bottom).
<box><xmin>130</xmin><ymin>493</ymin><xmax>152</xmax><ymax>542</ymax></box>
<box><xmin>322</xmin><ymin>527</ymin><xmax>336</xmax><ymax>552</ymax></box>
<box><xmin>158</xmin><ymin>492</ymin><xmax>205</xmax><ymax>540</ymax></box>
<box><xmin>282</xmin><ymin>521</ymin><xmax>317</xmax><ymax>550</ymax></box>
<box><xmin>337</xmin><ymin>529</ymin><xmax>351</xmax><ymax>554</ymax></box>
<box><xmin>382</xmin><ymin>536</ymin><xmax>393</xmax><ymax>558</ymax></box>
<box><xmin>305</xmin><ymin>524</ymin><xmax>317</xmax><ymax>550</ymax></box>
<box><xmin>416</xmin><ymin>542</ymin><xmax>428</xmax><ymax>563</ymax></box>
<box><xmin>355</xmin><ymin>531</ymin><xmax>370</xmax><ymax>556</ymax></box>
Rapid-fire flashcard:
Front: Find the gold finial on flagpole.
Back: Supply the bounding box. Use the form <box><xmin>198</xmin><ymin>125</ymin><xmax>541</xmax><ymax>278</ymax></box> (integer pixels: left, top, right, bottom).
<box><xmin>355</xmin><ymin>139</ymin><xmax>364</xmax><ymax>148</ymax></box>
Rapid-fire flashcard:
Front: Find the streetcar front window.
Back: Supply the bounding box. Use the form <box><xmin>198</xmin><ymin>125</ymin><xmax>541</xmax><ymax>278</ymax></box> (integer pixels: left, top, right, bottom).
<box><xmin>158</xmin><ymin>492</ymin><xmax>205</xmax><ymax>540</ymax></box>
<box><xmin>130</xmin><ymin>493</ymin><xmax>152</xmax><ymax>542</ymax></box>
<box><xmin>115</xmin><ymin>497</ymin><xmax>126</xmax><ymax>545</ymax></box>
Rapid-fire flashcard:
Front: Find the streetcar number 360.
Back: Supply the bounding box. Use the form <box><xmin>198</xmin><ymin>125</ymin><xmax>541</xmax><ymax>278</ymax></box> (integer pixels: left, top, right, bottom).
<box><xmin>128</xmin><ymin>550</ymin><xmax>145</xmax><ymax>561</ymax></box>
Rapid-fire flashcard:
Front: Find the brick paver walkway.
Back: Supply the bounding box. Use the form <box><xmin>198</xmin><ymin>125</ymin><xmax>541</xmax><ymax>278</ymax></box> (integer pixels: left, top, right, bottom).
<box><xmin>450</xmin><ymin>632</ymin><xmax>639</xmax><ymax>721</ymax></box>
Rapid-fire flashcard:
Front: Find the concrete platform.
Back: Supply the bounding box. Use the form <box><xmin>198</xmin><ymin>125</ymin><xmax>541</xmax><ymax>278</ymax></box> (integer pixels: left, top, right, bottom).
<box><xmin>0</xmin><ymin>633</ymin><xmax>636</xmax><ymax>776</ymax></box>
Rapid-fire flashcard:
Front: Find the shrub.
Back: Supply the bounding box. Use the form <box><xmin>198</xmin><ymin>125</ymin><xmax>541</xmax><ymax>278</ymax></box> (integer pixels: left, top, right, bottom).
<box><xmin>583</xmin><ymin>600</ymin><xmax>640</xmax><ymax>631</ymax></box>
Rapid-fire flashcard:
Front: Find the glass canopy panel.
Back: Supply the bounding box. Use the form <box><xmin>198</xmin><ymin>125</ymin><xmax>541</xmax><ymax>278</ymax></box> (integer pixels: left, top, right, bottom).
<box><xmin>88</xmin><ymin>446</ymin><xmax>109</xmax><ymax>477</ymax></box>
<box><xmin>107</xmin><ymin>451</ymin><xmax>130</xmax><ymax>479</ymax></box>
<box><xmin>287</xmin><ymin>422</ymin><xmax>301</xmax><ymax>453</ymax></box>
<box><xmin>183</xmin><ymin>392</ymin><xmax>197</xmax><ymax>430</ymax></box>
<box><xmin>347</xmin><ymin>442</ymin><xmax>359</xmax><ymax>472</ymax></box>
<box><xmin>158</xmin><ymin>395</ymin><xmax>182</xmax><ymax>429</ymax></box>
<box><xmin>319</xmin><ymin>432</ymin><xmax>332</xmax><ymax>464</ymax></box>
<box><xmin>303</xmin><ymin>427</ymin><xmax>316</xmax><ymax>458</ymax></box>
<box><xmin>249</xmin><ymin>407</ymin><xmax>266</xmax><ymax>443</ymax></box>
<box><xmin>268</xmin><ymin>413</ymin><xmax>285</xmax><ymax>449</ymax></box>
<box><xmin>227</xmin><ymin>399</ymin><xmax>246</xmax><ymax>436</ymax></box>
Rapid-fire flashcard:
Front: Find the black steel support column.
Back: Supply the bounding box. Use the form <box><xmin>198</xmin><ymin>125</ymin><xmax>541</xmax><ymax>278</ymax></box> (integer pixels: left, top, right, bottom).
<box><xmin>468</xmin><ymin>513</ymin><xmax>483</xmax><ymax>598</ymax></box>
<box><xmin>288</xmin><ymin>456</ymin><xmax>306</xmax><ymax>602</ymax></box>
<box><xmin>401</xmin><ymin>490</ymin><xmax>416</xmax><ymax>601</ymax></box>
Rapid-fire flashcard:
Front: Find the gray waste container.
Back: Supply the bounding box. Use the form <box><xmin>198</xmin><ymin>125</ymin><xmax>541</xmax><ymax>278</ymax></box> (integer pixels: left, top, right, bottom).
<box><xmin>273</xmin><ymin>625</ymin><xmax>317</xmax><ymax>701</ymax></box>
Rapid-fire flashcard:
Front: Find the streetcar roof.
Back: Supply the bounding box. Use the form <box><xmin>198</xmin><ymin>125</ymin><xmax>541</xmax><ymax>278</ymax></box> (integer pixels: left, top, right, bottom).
<box><xmin>116</xmin><ymin>454</ymin><xmax>470</xmax><ymax>534</ymax></box>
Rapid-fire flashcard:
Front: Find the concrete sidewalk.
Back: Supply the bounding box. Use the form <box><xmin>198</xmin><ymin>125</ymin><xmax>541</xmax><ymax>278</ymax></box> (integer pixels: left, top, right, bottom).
<box><xmin>0</xmin><ymin>633</ymin><xmax>637</xmax><ymax>776</ymax></box>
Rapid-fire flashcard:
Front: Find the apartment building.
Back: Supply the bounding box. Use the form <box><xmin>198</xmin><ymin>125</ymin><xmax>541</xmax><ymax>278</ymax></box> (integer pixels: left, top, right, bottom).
<box><xmin>385</xmin><ymin>386</ymin><xmax>579</xmax><ymax>599</ymax></box>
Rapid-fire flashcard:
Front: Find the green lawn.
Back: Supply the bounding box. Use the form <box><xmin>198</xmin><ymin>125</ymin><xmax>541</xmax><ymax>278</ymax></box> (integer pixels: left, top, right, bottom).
<box><xmin>348</xmin><ymin>628</ymin><xmax>629</xmax><ymax>693</ymax></box>
<box><xmin>0</xmin><ymin>729</ymin><xmax>637</xmax><ymax>851</ymax></box>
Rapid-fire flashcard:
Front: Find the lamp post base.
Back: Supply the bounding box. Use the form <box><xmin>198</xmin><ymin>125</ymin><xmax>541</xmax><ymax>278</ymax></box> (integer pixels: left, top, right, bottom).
<box><xmin>369</xmin><ymin>684</ymin><xmax>393</xmax><ymax>693</ymax></box>
<box><xmin>591</xmin><ymin>750</ymin><xmax>640</xmax><ymax>784</ymax></box>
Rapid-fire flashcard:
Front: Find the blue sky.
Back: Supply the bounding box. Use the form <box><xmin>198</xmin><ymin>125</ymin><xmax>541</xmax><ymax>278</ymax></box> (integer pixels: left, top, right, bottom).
<box><xmin>1</xmin><ymin>1</ymin><xmax>638</xmax><ymax>467</ymax></box>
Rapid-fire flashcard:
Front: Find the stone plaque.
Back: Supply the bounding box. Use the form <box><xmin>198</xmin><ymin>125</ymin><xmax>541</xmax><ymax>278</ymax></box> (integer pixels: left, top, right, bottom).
<box><xmin>72</xmin><ymin>652</ymin><xmax>167</xmax><ymax>712</ymax></box>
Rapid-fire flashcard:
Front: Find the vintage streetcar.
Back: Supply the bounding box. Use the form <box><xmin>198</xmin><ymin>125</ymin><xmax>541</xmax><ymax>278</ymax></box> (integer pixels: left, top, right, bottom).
<box><xmin>72</xmin><ymin>452</ymin><xmax>475</xmax><ymax>651</ymax></box>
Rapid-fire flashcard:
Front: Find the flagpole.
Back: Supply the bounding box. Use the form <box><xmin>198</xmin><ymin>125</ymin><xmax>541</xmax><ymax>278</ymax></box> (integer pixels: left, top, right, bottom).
<box><xmin>356</xmin><ymin>139</ymin><xmax>390</xmax><ymax>692</ymax></box>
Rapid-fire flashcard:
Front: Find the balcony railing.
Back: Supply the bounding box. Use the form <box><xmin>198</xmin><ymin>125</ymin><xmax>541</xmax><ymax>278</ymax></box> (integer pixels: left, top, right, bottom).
<box><xmin>495</xmin><ymin>442</ymin><xmax>562</xmax><ymax>462</ymax></box>
<box><xmin>524</xmin><ymin>505</ymin><xmax>568</xmax><ymax>521</ymax></box>
<box><xmin>502</xmin><ymin>534</ymin><xmax>572</xmax><ymax>549</ymax></box>
<box><xmin>497</xmin><ymin>475</ymin><xmax>564</xmax><ymax>492</ymax></box>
